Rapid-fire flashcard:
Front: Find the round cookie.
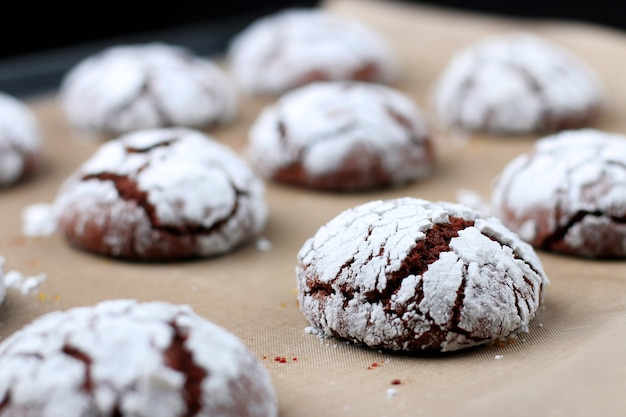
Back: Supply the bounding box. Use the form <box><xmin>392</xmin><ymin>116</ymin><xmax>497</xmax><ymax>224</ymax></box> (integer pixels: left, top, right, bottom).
<box><xmin>296</xmin><ymin>197</ymin><xmax>549</xmax><ymax>353</ymax></box>
<box><xmin>0</xmin><ymin>91</ymin><xmax>42</xmax><ymax>187</ymax></box>
<box><xmin>227</xmin><ymin>8</ymin><xmax>398</xmax><ymax>95</ymax></box>
<box><xmin>53</xmin><ymin>127</ymin><xmax>267</xmax><ymax>261</ymax></box>
<box><xmin>491</xmin><ymin>128</ymin><xmax>626</xmax><ymax>258</ymax></box>
<box><xmin>432</xmin><ymin>32</ymin><xmax>603</xmax><ymax>135</ymax></box>
<box><xmin>0</xmin><ymin>299</ymin><xmax>278</xmax><ymax>417</ymax></box>
<box><xmin>247</xmin><ymin>81</ymin><xmax>434</xmax><ymax>191</ymax></box>
<box><xmin>60</xmin><ymin>42</ymin><xmax>238</xmax><ymax>138</ymax></box>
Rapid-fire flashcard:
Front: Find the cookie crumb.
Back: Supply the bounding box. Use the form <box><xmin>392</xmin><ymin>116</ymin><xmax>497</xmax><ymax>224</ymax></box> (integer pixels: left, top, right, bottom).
<box><xmin>256</xmin><ymin>237</ymin><xmax>272</xmax><ymax>252</ymax></box>
<box><xmin>367</xmin><ymin>362</ymin><xmax>380</xmax><ymax>370</ymax></box>
<box><xmin>21</xmin><ymin>203</ymin><xmax>57</xmax><ymax>237</ymax></box>
<box><xmin>304</xmin><ymin>326</ymin><xmax>325</xmax><ymax>336</ymax></box>
<box><xmin>3</xmin><ymin>269</ymin><xmax>46</xmax><ymax>294</ymax></box>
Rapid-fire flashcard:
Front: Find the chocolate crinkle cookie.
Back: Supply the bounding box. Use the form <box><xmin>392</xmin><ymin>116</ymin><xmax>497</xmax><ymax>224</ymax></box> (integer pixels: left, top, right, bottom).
<box><xmin>0</xmin><ymin>91</ymin><xmax>42</xmax><ymax>187</ymax></box>
<box><xmin>0</xmin><ymin>299</ymin><xmax>278</xmax><ymax>417</ymax></box>
<box><xmin>491</xmin><ymin>128</ymin><xmax>626</xmax><ymax>258</ymax></box>
<box><xmin>60</xmin><ymin>42</ymin><xmax>238</xmax><ymax>138</ymax></box>
<box><xmin>296</xmin><ymin>197</ymin><xmax>549</xmax><ymax>353</ymax></box>
<box><xmin>247</xmin><ymin>81</ymin><xmax>435</xmax><ymax>191</ymax></box>
<box><xmin>53</xmin><ymin>127</ymin><xmax>267</xmax><ymax>261</ymax></box>
<box><xmin>227</xmin><ymin>8</ymin><xmax>398</xmax><ymax>95</ymax></box>
<box><xmin>432</xmin><ymin>32</ymin><xmax>603</xmax><ymax>135</ymax></box>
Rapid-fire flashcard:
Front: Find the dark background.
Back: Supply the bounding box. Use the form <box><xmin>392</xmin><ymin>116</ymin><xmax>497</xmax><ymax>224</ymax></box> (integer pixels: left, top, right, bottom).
<box><xmin>0</xmin><ymin>1</ymin><xmax>320</xmax><ymax>60</ymax></box>
<box><xmin>1</xmin><ymin>1</ymin><xmax>624</xmax><ymax>97</ymax></box>
<box><xmin>417</xmin><ymin>0</ymin><xmax>626</xmax><ymax>33</ymax></box>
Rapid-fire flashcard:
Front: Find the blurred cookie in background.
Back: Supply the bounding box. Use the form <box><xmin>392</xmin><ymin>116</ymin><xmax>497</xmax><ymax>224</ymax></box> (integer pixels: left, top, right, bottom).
<box><xmin>246</xmin><ymin>81</ymin><xmax>434</xmax><ymax>191</ymax></box>
<box><xmin>0</xmin><ymin>91</ymin><xmax>43</xmax><ymax>187</ymax></box>
<box><xmin>227</xmin><ymin>8</ymin><xmax>398</xmax><ymax>96</ymax></box>
<box><xmin>431</xmin><ymin>32</ymin><xmax>604</xmax><ymax>135</ymax></box>
<box><xmin>491</xmin><ymin>128</ymin><xmax>626</xmax><ymax>258</ymax></box>
<box><xmin>60</xmin><ymin>42</ymin><xmax>238</xmax><ymax>140</ymax></box>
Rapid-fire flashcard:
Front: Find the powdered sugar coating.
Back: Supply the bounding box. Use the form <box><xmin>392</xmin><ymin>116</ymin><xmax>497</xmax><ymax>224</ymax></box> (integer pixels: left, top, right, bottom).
<box><xmin>432</xmin><ymin>32</ymin><xmax>603</xmax><ymax>134</ymax></box>
<box><xmin>296</xmin><ymin>197</ymin><xmax>549</xmax><ymax>352</ymax></box>
<box><xmin>53</xmin><ymin>127</ymin><xmax>267</xmax><ymax>261</ymax></box>
<box><xmin>0</xmin><ymin>299</ymin><xmax>278</xmax><ymax>417</ymax></box>
<box><xmin>0</xmin><ymin>92</ymin><xmax>42</xmax><ymax>187</ymax></box>
<box><xmin>227</xmin><ymin>8</ymin><xmax>398</xmax><ymax>95</ymax></box>
<box><xmin>60</xmin><ymin>42</ymin><xmax>238</xmax><ymax>138</ymax></box>
<box><xmin>247</xmin><ymin>81</ymin><xmax>434</xmax><ymax>191</ymax></box>
<box><xmin>491</xmin><ymin>128</ymin><xmax>626</xmax><ymax>258</ymax></box>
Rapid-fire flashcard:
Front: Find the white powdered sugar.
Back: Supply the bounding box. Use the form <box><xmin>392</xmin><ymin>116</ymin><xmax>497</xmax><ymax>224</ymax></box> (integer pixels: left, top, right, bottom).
<box><xmin>0</xmin><ymin>92</ymin><xmax>42</xmax><ymax>187</ymax></box>
<box><xmin>60</xmin><ymin>42</ymin><xmax>238</xmax><ymax>138</ymax></box>
<box><xmin>0</xmin><ymin>299</ymin><xmax>278</xmax><ymax>417</ymax></box>
<box><xmin>227</xmin><ymin>8</ymin><xmax>398</xmax><ymax>95</ymax></box>
<box><xmin>255</xmin><ymin>237</ymin><xmax>273</xmax><ymax>252</ymax></box>
<box><xmin>0</xmin><ymin>258</ymin><xmax>47</xmax><ymax>301</ymax></box>
<box><xmin>4</xmin><ymin>270</ymin><xmax>47</xmax><ymax>294</ymax></box>
<box><xmin>53</xmin><ymin>127</ymin><xmax>267</xmax><ymax>260</ymax></box>
<box><xmin>21</xmin><ymin>203</ymin><xmax>58</xmax><ymax>237</ymax></box>
<box><xmin>432</xmin><ymin>32</ymin><xmax>603</xmax><ymax>134</ymax></box>
<box><xmin>247</xmin><ymin>81</ymin><xmax>433</xmax><ymax>190</ymax></box>
<box><xmin>296</xmin><ymin>197</ymin><xmax>549</xmax><ymax>352</ymax></box>
<box><xmin>491</xmin><ymin>128</ymin><xmax>626</xmax><ymax>258</ymax></box>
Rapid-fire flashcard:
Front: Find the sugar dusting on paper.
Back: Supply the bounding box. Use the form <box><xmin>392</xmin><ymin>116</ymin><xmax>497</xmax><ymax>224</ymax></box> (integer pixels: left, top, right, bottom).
<box><xmin>0</xmin><ymin>257</ymin><xmax>47</xmax><ymax>295</ymax></box>
<box><xmin>21</xmin><ymin>203</ymin><xmax>58</xmax><ymax>237</ymax></box>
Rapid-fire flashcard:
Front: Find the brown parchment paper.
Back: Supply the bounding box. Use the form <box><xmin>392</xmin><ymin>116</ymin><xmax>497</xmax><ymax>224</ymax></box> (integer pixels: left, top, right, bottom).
<box><xmin>2</xmin><ymin>1</ymin><xmax>626</xmax><ymax>416</ymax></box>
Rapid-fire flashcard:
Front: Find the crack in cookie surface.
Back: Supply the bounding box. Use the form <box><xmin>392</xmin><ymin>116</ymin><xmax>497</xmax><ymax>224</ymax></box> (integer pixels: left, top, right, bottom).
<box><xmin>62</xmin><ymin>345</ymin><xmax>93</xmax><ymax>392</ymax></box>
<box><xmin>163</xmin><ymin>322</ymin><xmax>207</xmax><ymax>417</ymax></box>
<box><xmin>0</xmin><ymin>392</ymin><xmax>10</xmax><ymax>413</ymax></box>
<box><xmin>124</xmin><ymin>136</ymin><xmax>177</xmax><ymax>153</ymax></box>
<box><xmin>367</xmin><ymin>217</ymin><xmax>474</xmax><ymax>309</ymax></box>
<box><xmin>82</xmin><ymin>172</ymin><xmax>244</xmax><ymax>237</ymax></box>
